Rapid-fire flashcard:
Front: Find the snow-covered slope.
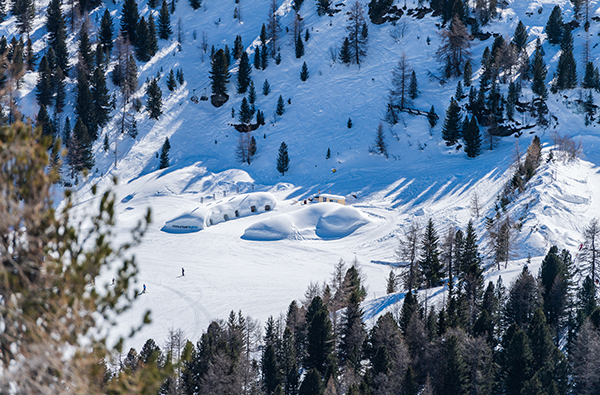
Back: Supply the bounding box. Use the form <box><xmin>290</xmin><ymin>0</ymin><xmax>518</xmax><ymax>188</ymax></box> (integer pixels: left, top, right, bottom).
<box><xmin>4</xmin><ymin>0</ymin><xmax>600</xmax><ymax>347</ymax></box>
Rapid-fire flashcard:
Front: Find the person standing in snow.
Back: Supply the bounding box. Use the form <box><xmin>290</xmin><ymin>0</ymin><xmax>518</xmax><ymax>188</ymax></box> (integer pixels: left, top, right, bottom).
<box><xmin>143</xmin><ymin>284</ymin><xmax>146</xmax><ymax>293</ymax></box>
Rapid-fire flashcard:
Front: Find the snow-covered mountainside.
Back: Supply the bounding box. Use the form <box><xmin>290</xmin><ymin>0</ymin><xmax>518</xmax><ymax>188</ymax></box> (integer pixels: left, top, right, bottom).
<box><xmin>4</xmin><ymin>0</ymin><xmax>600</xmax><ymax>347</ymax></box>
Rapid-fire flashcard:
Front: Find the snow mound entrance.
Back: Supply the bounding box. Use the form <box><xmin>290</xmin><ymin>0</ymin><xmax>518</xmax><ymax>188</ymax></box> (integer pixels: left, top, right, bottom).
<box><xmin>162</xmin><ymin>207</ymin><xmax>206</xmax><ymax>233</ymax></box>
<box><xmin>242</xmin><ymin>203</ymin><xmax>370</xmax><ymax>241</ymax></box>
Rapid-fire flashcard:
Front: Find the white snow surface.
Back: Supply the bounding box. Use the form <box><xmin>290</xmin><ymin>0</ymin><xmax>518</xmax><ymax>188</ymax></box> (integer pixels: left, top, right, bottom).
<box><xmin>6</xmin><ymin>0</ymin><xmax>600</xmax><ymax>348</ymax></box>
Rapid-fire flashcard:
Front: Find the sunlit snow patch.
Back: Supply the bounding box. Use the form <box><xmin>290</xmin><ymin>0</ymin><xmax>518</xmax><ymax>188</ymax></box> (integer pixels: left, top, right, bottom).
<box><xmin>242</xmin><ymin>203</ymin><xmax>370</xmax><ymax>241</ymax></box>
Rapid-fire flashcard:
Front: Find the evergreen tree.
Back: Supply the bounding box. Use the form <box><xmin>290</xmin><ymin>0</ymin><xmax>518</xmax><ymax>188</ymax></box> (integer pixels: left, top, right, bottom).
<box><xmin>91</xmin><ymin>67</ymin><xmax>111</xmax><ymax>129</ymax></box>
<box><xmin>159</xmin><ymin>137</ymin><xmax>170</xmax><ymax>169</ymax></box>
<box><xmin>36</xmin><ymin>105</ymin><xmax>53</xmax><ymax>138</ymax></box>
<box><xmin>210</xmin><ymin>48</ymin><xmax>230</xmax><ymax>99</ymax></box>
<box><xmin>253</xmin><ymin>47</ymin><xmax>261</xmax><ymax>69</ymax></box>
<box><xmin>505</xmin><ymin>266</ymin><xmax>541</xmax><ymax>330</ymax></box>
<box><xmin>256</xmin><ymin>110</ymin><xmax>265</xmax><ymax>125</ymax></box>
<box><xmin>368</xmin><ymin>0</ymin><xmax>393</xmax><ymax>24</ymax></box>
<box><xmin>233</xmin><ymin>35</ymin><xmax>243</xmax><ymax>60</ymax></box>
<box><xmin>176</xmin><ymin>68</ymin><xmax>184</xmax><ymax>85</ymax></box>
<box><xmin>545</xmin><ymin>5</ymin><xmax>564</xmax><ymax>45</ymax></box>
<box><xmin>78</xmin><ymin>27</ymin><xmax>93</xmax><ymax>73</ymax></box>
<box><xmin>99</xmin><ymin>9</ymin><xmax>115</xmax><ymax>55</ymax></box>
<box><xmin>24</xmin><ymin>38</ymin><xmax>36</xmax><ymax>71</ymax></box>
<box><xmin>35</xmin><ymin>56</ymin><xmax>53</xmax><ymax>107</ymax></box>
<box><xmin>428</xmin><ymin>105</ymin><xmax>438</xmax><ymax>130</ymax></box>
<box><xmin>237</xmin><ymin>51</ymin><xmax>252</xmax><ymax>94</ymax></box>
<box><xmin>339</xmin><ymin>37</ymin><xmax>351</xmax><ymax>64</ymax></box>
<box><xmin>463</xmin><ymin>59</ymin><xmax>472</xmax><ymax>87</ymax></box>
<box><xmin>300</xmin><ymin>62</ymin><xmax>309</xmax><ymax>81</ymax></box>
<box><xmin>408</xmin><ymin>70</ymin><xmax>418</xmax><ymax>100</ymax></box>
<box><xmin>158</xmin><ymin>0</ymin><xmax>172</xmax><ymax>40</ymax></box>
<box><xmin>261</xmin><ymin>45</ymin><xmax>269</xmax><ymax>69</ymax></box>
<box><xmin>463</xmin><ymin>116</ymin><xmax>481</xmax><ymax>158</ymax></box>
<box><xmin>12</xmin><ymin>0</ymin><xmax>34</xmax><ymax>35</ymax></box>
<box><xmin>402</xmin><ymin>366</ymin><xmax>419</xmax><ymax>395</ymax></box>
<box><xmin>75</xmin><ymin>69</ymin><xmax>98</xmax><ymax>140</ymax></box>
<box><xmin>120</xmin><ymin>0</ymin><xmax>139</xmax><ymax>44</ymax></box>
<box><xmin>166</xmin><ymin>69</ymin><xmax>177</xmax><ymax>91</ymax></box>
<box><xmin>263</xmin><ymin>79</ymin><xmax>270</xmax><ymax>95</ymax></box>
<box><xmin>135</xmin><ymin>17</ymin><xmax>150</xmax><ymax>62</ymax></box>
<box><xmin>513</xmin><ymin>20</ymin><xmax>528</xmax><ymax>52</ymax></box>
<box><xmin>276</xmin><ymin>141</ymin><xmax>290</xmax><ymax>175</ymax></box>
<box><xmin>189</xmin><ymin>0</ymin><xmax>201</xmax><ymax>10</ymax></box>
<box><xmin>441</xmin><ymin>334</ymin><xmax>469</xmax><ymax>395</ymax></box>
<box><xmin>531</xmin><ymin>40</ymin><xmax>548</xmax><ymax>99</ymax></box>
<box><xmin>316</xmin><ymin>0</ymin><xmax>331</xmax><ymax>16</ymax></box>
<box><xmin>248</xmin><ymin>81</ymin><xmax>256</xmax><ymax>106</ymax></box>
<box><xmin>147</xmin><ymin>15</ymin><xmax>159</xmax><ymax>57</ymax></box>
<box><xmin>238</xmin><ymin>97</ymin><xmax>252</xmax><ymax>124</ymax></box>
<box><xmin>539</xmin><ymin>246</ymin><xmax>570</xmax><ymax>335</ymax></box>
<box><xmin>262</xmin><ymin>342</ymin><xmax>282</xmax><ymax>395</ymax></box>
<box><xmin>340</xmin><ymin>290</ymin><xmax>366</xmax><ymax>371</ymax></box>
<box><xmin>299</xmin><ymin>369</ymin><xmax>324</xmax><ymax>395</ymax></box>
<box><xmin>456</xmin><ymin>80</ymin><xmax>464</xmax><ymax>100</ymax></box>
<box><xmin>420</xmin><ymin>218</ymin><xmax>443</xmax><ymax>288</ymax></box>
<box><xmin>442</xmin><ymin>97</ymin><xmax>462</xmax><ymax>146</ymax></box>
<box><xmin>276</xmin><ymin>95</ymin><xmax>285</xmax><ymax>116</ymax></box>
<box><xmin>552</xmin><ymin>26</ymin><xmax>577</xmax><ymax>92</ymax></box>
<box><xmin>582</xmin><ymin>61</ymin><xmax>599</xmax><ymax>90</ymax></box>
<box><xmin>72</xmin><ymin>117</ymin><xmax>94</xmax><ymax>171</ymax></box>
<box><xmin>46</xmin><ymin>0</ymin><xmax>68</xmax><ymax>73</ymax></box>
<box><xmin>500</xmin><ymin>326</ymin><xmax>534</xmax><ymax>395</ymax></box>
<box><xmin>295</xmin><ymin>35</ymin><xmax>305</xmax><ymax>58</ymax></box>
<box><xmin>303</xmin><ymin>296</ymin><xmax>335</xmax><ymax>377</ymax></box>
<box><xmin>346</xmin><ymin>1</ymin><xmax>368</xmax><ymax>65</ymax></box>
<box><xmin>347</xmin><ymin>118</ymin><xmax>352</xmax><ymax>128</ymax></box>
<box><xmin>54</xmin><ymin>66</ymin><xmax>66</xmax><ymax>114</ymax></box>
<box><xmin>146</xmin><ymin>78</ymin><xmax>163</xmax><ymax>119</ymax></box>
<box><xmin>371</xmin><ymin>123</ymin><xmax>388</xmax><ymax>158</ymax></box>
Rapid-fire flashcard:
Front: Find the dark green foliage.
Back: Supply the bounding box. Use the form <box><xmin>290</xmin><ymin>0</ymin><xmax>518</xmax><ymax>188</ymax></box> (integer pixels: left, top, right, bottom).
<box><xmin>339</xmin><ymin>37</ymin><xmax>351</xmax><ymax>64</ymax></box>
<box><xmin>24</xmin><ymin>38</ymin><xmax>36</xmax><ymax>71</ymax></box>
<box><xmin>158</xmin><ymin>0</ymin><xmax>172</xmax><ymax>40</ymax></box>
<box><xmin>248</xmin><ymin>81</ymin><xmax>256</xmax><ymax>105</ymax></box>
<box><xmin>582</xmin><ymin>61</ymin><xmax>600</xmax><ymax>90</ymax></box>
<box><xmin>545</xmin><ymin>6</ymin><xmax>563</xmax><ymax>45</ymax></box>
<box><xmin>237</xmin><ymin>51</ymin><xmax>252</xmax><ymax>94</ymax></box>
<box><xmin>276</xmin><ymin>95</ymin><xmax>285</xmax><ymax>116</ymax></box>
<box><xmin>295</xmin><ymin>35</ymin><xmax>304</xmax><ymax>58</ymax></box>
<box><xmin>326</xmin><ymin>148</ymin><xmax>331</xmax><ymax>159</ymax></box>
<box><xmin>442</xmin><ymin>97</ymin><xmax>461</xmax><ymax>146</ymax></box>
<box><xmin>238</xmin><ymin>97</ymin><xmax>252</xmax><ymax>124</ymax></box>
<box><xmin>146</xmin><ymin>78</ymin><xmax>163</xmax><ymax>120</ymax></box>
<box><xmin>368</xmin><ymin>0</ymin><xmax>393</xmax><ymax>24</ymax></box>
<box><xmin>261</xmin><ymin>45</ymin><xmax>269</xmax><ymax>69</ymax></box>
<box><xmin>463</xmin><ymin>116</ymin><xmax>481</xmax><ymax>158</ymax></box>
<box><xmin>513</xmin><ymin>21</ymin><xmax>528</xmax><ymax>52</ymax></box>
<box><xmin>75</xmin><ymin>69</ymin><xmax>98</xmax><ymax>140</ymax></box>
<box><xmin>441</xmin><ymin>334</ymin><xmax>469</xmax><ymax>395</ymax></box>
<box><xmin>176</xmin><ymin>68</ymin><xmax>184</xmax><ymax>85</ymax></box>
<box><xmin>505</xmin><ymin>266</ymin><xmax>540</xmax><ymax>330</ymax></box>
<box><xmin>189</xmin><ymin>0</ymin><xmax>201</xmax><ymax>10</ymax></box>
<box><xmin>420</xmin><ymin>219</ymin><xmax>443</xmax><ymax>288</ymax></box>
<box><xmin>135</xmin><ymin>17</ymin><xmax>150</xmax><ymax>62</ymax></box>
<box><xmin>46</xmin><ymin>0</ymin><xmax>68</xmax><ymax>73</ymax></box>
<box><xmin>402</xmin><ymin>366</ymin><xmax>419</xmax><ymax>395</ymax></box>
<box><xmin>292</xmin><ymin>0</ymin><xmax>304</xmax><ymax>12</ymax></box>
<box><xmin>72</xmin><ymin>117</ymin><xmax>94</xmax><ymax>171</ymax></box>
<box><xmin>552</xmin><ymin>26</ymin><xmax>577</xmax><ymax>92</ymax></box>
<box><xmin>103</xmin><ymin>133</ymin><xmax>109</xmax><ymax>152</ymax></box>
<box><xmin>340</xmin><ymin>290</ymin><xmax>366</xmax><ymax>371</ymax></box>
<box><xmin>210</xmin><ymin>49</ymin><xmax>230</xmax><ymax>96</ymax></box>
<box><xmin>427</xmin><ymin>105</ymin><xmax>438</xmax><ymax>129</ymax></box>
<box><xmin>531</xmin><ymin>40</ymin><xmax>548</xmax><ymax>99</ymax></box>
<box><xmin>347</xmin><ymin>118</ymin><xmax>352</xmax><ymax>128</ymax></box>
<box><xmin>539</xmin><ymin>246</ymin><xmax>571</xmax><ymax>335</ymax></box>
<box><xmin>260</xmin><ymin>24</ymin><xmax>268</xmax><ymax>46</ymax></box>
<box><xmin>78</xmin><ymin>26</ymin><xmax>93</xmax><ymax>72</ymax></box>
<box><xmin>275</xmin><ymin>52</ymin><xmax>281</xmax><ymax>65</ymax></box>
<box><xmin>408</xmin><ymin>71</ymin><xmax>418</xmax><ymax>100</ymax></box>
<box><xmin>263</xmin><ymin>79</ymin><xmax>270</xmax><ymax>95</ymax></box>
<box><xmin>35</xmin><ymin>56</ymin><xmax>53</xmax><ymax>107</ymax></box>
<box><xmin>36</xmin><ymin>105</ymin><xmax>53</xmax><ymax>138</ymax></box>
<box><xmin>91</xmin><ymin>68</ymin><xmax>111</xmax><ymax>129</ymax></box>
<box><xmin>299</xmin><ymin>369</ymin><xmax>324</xmax><ymax>395</ymax></box>
<box><xmin>256</xmin><ymin>110</ymin><xmax>265</xmax><ymax>125</ymax></box>
<box><xmin>147</xmin><ymin>15</ymin><xmax>159</xmax><ymax>57</ymax></box>
<box><xmin>400</xmin><ymin>290</ymin><xmax>419</xmax><ymax>333</ymax></box>
<box><xmin>276</xmin><ymin>141</ymin><xmax>290</xmax><ymax>175</ymax></box>
<box><xmin>305</xmin><ymin>28</ymin><xmax>310</xmax><ymax>42</ymax></box>
<box><xmin>54</xmin><ymin>66</ymin><xmax>66</xmax><ymax>114</ymax></box>
<box><xmin>253</xmin><ymin>48</ymin><xmax>261</xmax><ymax>69</ymax></box>
<box><xmin>300</xmin><ymin>62</ymin><xmax>309</xmax><ymax>81</ymax></box>
<box><xmin>99</xmin><ymin>10</ymin><xmax>115</xmax><ymax>55</ymax></box>
<box><xmin>12</xmin><ymin>0</ymin><xmax>34</xmax><ymax>35</ymax></box>
<box><xmin>463</xmin><ymin>59</ymin><xmax>472</xmax><ymax>87</ymax></box>
<box><xmin>500</xmin><ymin>325</ymin><xmax>534</xmax><ymax>395</ymax></box>
<box><xmin>316</xmin><ymin>0</ymin><xmax>331</xmax><ymax>16</ymax></box>
<box><xmin>455</xmin><ymin>80</ymin><xmax>464</xmax><ymax>100</ymax></box>
<box><xmin>262</xmin><ymin>341</ymin><xmax>281</xmax><ymax>394</ymax></box>
<box><xmin>120</xmin><ymin>0</ymin><xmax>139</xmax><ymax>44</ymax></box>
<box><xmin>166</xmin><ymin>69</ymin><xmax>176</xmax><ymax>91</ymax></box>
<box><xmin>371</xmin><ymin>123</ymin><xmax>388</xmax><ymax>158</ymax></box>
<box><xmin>303</xmin><ymin>296</ymin><xmax>335</xmax><ymax>377</ymax></box>
<box><xmin>233</xmin><ymin>35</ymin><xmax>243</xmax><ymax>61</ymax></box>
<box><xmin>159</xmin><ymin>137</ymin><xmax>170</xmax><ymax>169</ymax></box>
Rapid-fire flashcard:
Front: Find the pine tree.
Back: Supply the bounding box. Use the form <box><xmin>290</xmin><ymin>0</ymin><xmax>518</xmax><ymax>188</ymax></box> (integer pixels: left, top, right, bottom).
<box><xmin>99</xmin><ymin>9</ymin><xmax>115</xmax><ymax>55</ymax></box>
<box><xmin>135</xmin><ymin>17</ymin><xmax>150</xmax><ymax>62</ymax></box>
<box><xmin>420</xmin><ymin>218</ymin><xmax>443</xmax><ymax>288</ymax></box>
<box><xmin>263</xmin><ymin>79</ymin><xmax>270</xmax><ymax>95</ymax></box>
<box><xmin>233</xmin><ymin>35</ymin><xmax>243</xmax><ymax>60</ymax></box>
<box><xmin>24</xmin><ymin>38</ymin><xmax>36</xmax><ymax>71</ymax></box>
<box><xmin>300</xmin><ymin>62</ymin><xmax>309</xmax><ymax>81</ymax></box>
<box><xmin>176</xmin><ymin>68</ymin><xmax>184</xmax><ymax>85</ymax></box>
<box><xmin>530</xmin><ymin>40</ymin><xmax>548</xmax><ymax>99</ymax></box>
<box><xmin>159</xmin><ymin>137</ymin><xmax>170</xmax><ymax>169</ymax></box>
<box><xmin>371</xmin><ymin>123</ymin><xmax>388</xmax><ymax>158</ymax></box>
<box><xmin>267</xmin><ymin>0</ymin><xmax>282</xmax><ymax>59</ymax></box>
<box><xmin>441</xmin><ymin>334</ymin><xmax>469</xmax><ymax>395</ymax></box>
<box><xmin>326</xmin><ymin>147</ymin><xmax>331</xmax><ymax>159</ymax></box>
<box><xmin>261</xmin><ymin>45</ymin><xmax>269</xmax><ymax>69</ymax></box>
<box><xmin>582</xmin><ymin>61</ymin><xmax>599</xmax><ymax>90</ymax></box>
<box><xmin>248</xmin><ymin>81</ymin><xmax>256</xmax><ymax>106</ymax></box>
<box><xmin>339</xmin><ymin>37</ymin><xmax>351</xmax><ymax>64</ymax></box>
<box><xmin>236</xmin><ymin>51</ymin><xmax>252</xmax><ymax>94</ymax></box>
<box><xmin>552</xmin><ymin>25</ymin><xmax>577</xmax><ymax>92</ymax></box>
<box><xmin>78</xmin><ymin>26</ymin><xmax>93</xmax><ymax>72</ymax></box>
<box><xmin>147</xmin><ymin>15</ymin><xmax>159</xmax><ymax>57</ymax></box>
<box><xmin>238</xmin><ymin>97</ymin><xmax>253</xmax><ymax>124</ymax></box>
<box><xmin>299</xmin><ymin>369</ymin><xmax>324</xmax><ymax>395</ymax></box>
<box><xmin>442</xmin><ymin>97</ymin><xmax>462</xmax><ymax>146</ymax></box>
<box><xmin>253</xmin><ymin>47</ymin><xmax>261</xmax><ymax>69</ymax></box>
<box><xmin>120</xmin><ymin>0</ymin><xmax>139</xmax><ymax>44</ymax></box>
<box><xmin>36</xmin><ymin>105</ymin><xmax>53</xmax><ymax>138</ymax></box>
<box><xmin>54</xmin><ymin>66</ymin><xmax>66</xmax><ymax>113</ymax></box>
<box><xmin>347</xmin><ymin>118</ymin><xmax>352</xmax><ymax>128</ymax></box>
<box><xmin>428</xmin><ymin>105</ymin><xmax>438</xmax><ymax>130</ymax></box>
<box><xmin>35</xmin><ymin>56</ymin><xmax>53</xmax><ymax>107</ymax></box>
<box><xmin>12</xmin><ymin>0</ymin><xmax>34</xmax><ymax>35</ymax></box>
<box><xmin>463</xmin><ymin>116</ymin><xmax>481</xmax><ymax>158</ymax></box>
<box><xmin>256</xmin><ymin>110</ymin><xmax>265</xmax><ymax>125</ymax></box>
<box><xmin>500</xmin><ymin>326</ymin><xmax>534</xmax><ymax>395</ymax></box>
<box><xmin>166</xmin><ymin>69</ymin><xmax>177</xmax><ymax>91</ymax></box>
<box><xmin>463</xmin><ymin>59</ymin><xmax>472</xmax><ymax>87</ymax></box>
<box><xmin>276</xmin><ymin>141</ymin><xmax>290</xmax><ymax>175</ymax></box>
<box><xmin>456</xmin><ymin>80</ymin><xmax>464</xmax><ymax>100</ymax></box>
<box><xmin>340</xmin><ymin>289</ymin><xmax>366</xmax><ymax>371</ymax></box>
<box><xmin>146</xmin><ymin>78</ymin><xmax>163</xmax><ymax>120</ymax></box>
<box><xmin>91</xmin><ymin>67</ymin><xmax>111</xmax><ymax>129</ymax></box>
<box><xmin>189</xmin><ymin>0</ymin><xmax>201</xmax><ymax>10</ymax></box>
<box><xmin>72</xmin><ymin>117</ymin><xmax>94</xmax><ymax>171</ymax></box>
<box><xmin>408</xmin><ymin>70</ymin><xmax>418</xmax><ymax>100</ymax></box>
<box><xmin>75</xmin><ymin>69</ymin><xmax>98</xmax><ymax>140</ymax></box>
<box><xmin>390</xmin><ymin>52</ymin><xmax>413</xmax><ymax>109</ymax></box>
<box><xmin>513</xmin><ymin>20</ymin><xmax>528</xmax><ymax>52</ymax></box>
<box><xmin>46</xmin><ymin>0</ymin><xmax>68</xmax><ymax>73</ymax></box>
<box><xmin>346</xmin><ymin>1</ymin><xmax>368</xmax><ymax>65</ymax></box>
<box><xmin>210</xmin><ymin>48</ymin><xmax>230</xmax><ymax>102</ymax></box>
<box><xmin>103</xmin><ymin>133</ymin><xmax>109</xmax><ymax>151</ymax></box>
<box><xmin>295</xmin><ymin>35</ymin><xmax>305</xmax><ymax>58</ymax></box>
<box><xmin>316</xmin><ymin>0</ymin><xmax>331</xmax><ymax>16</ymax></box>
<box><xmin>276</xmin><ymin>95</ymin><xmax>285</xmax><ymax>116</ymax></box>
<box><xmin>158</xmin><ymin>0</ymin><xmax>172</xmax><ymax>40</ymax></box>
<box><xmin>304</xmin><ymin>296</ymin><xmax>335</xmax><ymax>377</ymax></box>
<box><xmin>545</xmin><ymin>5</ymin><xmax>564</xmax><ymax>45</ymax></box>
